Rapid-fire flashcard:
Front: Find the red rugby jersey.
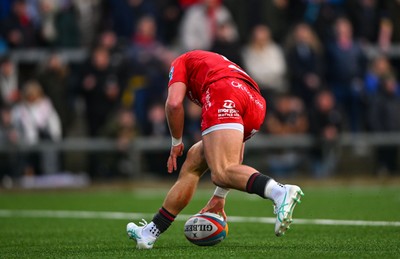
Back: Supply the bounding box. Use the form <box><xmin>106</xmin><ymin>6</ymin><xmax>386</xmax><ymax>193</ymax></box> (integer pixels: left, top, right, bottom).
<box><xmin>168</xmin><ymin>50</ymin><xmax>260</xmax><ymax>106</ymax></box>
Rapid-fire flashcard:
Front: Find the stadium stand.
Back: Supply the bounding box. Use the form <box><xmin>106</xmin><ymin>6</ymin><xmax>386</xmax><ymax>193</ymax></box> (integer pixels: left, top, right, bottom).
<box><xmin>1</xmin><ymin>0</ymin><xmax>400</xmax><ymax>182</ymax></box>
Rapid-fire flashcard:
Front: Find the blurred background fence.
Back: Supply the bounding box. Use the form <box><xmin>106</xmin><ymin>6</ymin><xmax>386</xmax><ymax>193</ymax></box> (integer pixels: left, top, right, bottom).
<box><xmin>1</xmin><ymin>132</ymin><xmax>399</xmax><ymax>181</ymax></box>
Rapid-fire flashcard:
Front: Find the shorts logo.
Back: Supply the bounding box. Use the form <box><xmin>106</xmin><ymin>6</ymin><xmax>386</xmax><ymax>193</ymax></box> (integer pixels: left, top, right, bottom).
<box><xmin>223</xmin><ymin>100</ymin><xmax>235</xmax><ymax>109</ymax></box>
<box><xmin>204</xmin><ymin>89</ymin><xmax>211</xmax><ymax>110</ymax></box>
<box><xmin>230</xmin><ymin>81</ymin><xmax>264</xmax><ymax>109</ymax></box>
<box><xmin>218</xmin><ymin>100</ymin><xmax>239</xmax><ymax>119</ymax></box>
<box><xmin>231</xmin><ymin>81</ymin><xmax>242</xmax><ymax>88</ymax></box>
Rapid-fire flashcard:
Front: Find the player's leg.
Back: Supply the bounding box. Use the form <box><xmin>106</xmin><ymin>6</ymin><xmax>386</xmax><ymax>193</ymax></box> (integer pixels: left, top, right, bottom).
<box><xmin>202</xmin><ymin>129</ymin><xmax>260</xmax><ymax>190</ymax></box>
<box><xmin>127</xmin><ymin>141</ymin><xmax>208</xmax><ymax>249</ymax></box>
<box><xmin>162</xmin><ymin>141</ymin><xmax>208</xmax><ymax>215</ymax></box>
<box><xmin>202</xmin><ymin>129</ymin><xmax>304</xmax><ymax>236</ymax></box>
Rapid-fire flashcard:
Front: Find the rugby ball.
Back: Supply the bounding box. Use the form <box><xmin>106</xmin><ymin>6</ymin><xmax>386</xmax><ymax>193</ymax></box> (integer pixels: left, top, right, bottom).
<box><xmin>184</xmin><ymin>212</ymin><xmax>228</xmax><ymax>246</ymax></box>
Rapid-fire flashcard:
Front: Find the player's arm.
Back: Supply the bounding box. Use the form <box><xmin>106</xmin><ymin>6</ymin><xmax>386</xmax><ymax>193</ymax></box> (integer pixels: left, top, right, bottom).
<box><xmin>200</xmin><ymin>187</ymin><xmax>229</xmax><ymax>221</ymax></box>
<box><xmin>166</xmin><ymin>82</ymin><xmax>187</xmax><ymax>173</ymax></box>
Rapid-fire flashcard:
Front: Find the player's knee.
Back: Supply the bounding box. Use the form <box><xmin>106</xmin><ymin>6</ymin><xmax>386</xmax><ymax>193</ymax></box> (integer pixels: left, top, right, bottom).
<box><xmin>179</xmin><ymin>142</ymin><xmax>206</xmax><ymax>178</ymax></box>
<box><xmin>186</xmin><ymin>144</ymin><xmax>197</xmax><ymax>159</ymax></box>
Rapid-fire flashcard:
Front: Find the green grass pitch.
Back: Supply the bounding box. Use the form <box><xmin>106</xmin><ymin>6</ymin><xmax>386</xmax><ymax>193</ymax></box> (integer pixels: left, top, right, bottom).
<box><xmin>0</xmin><ymin>184</ymin><xmax>399</xmax><ymax>258</ymax></box>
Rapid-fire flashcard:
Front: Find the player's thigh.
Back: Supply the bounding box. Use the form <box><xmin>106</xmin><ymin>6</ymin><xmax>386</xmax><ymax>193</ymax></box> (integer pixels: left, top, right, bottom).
<box><xmin>179</xmin><ymin>141</ymin><xmax>208</xmax><ymax>179</ymax></box>
<box><xmin>202</xmin><ymin>129</ymin><xmax>244</xmax><ymax>173</ymax></box>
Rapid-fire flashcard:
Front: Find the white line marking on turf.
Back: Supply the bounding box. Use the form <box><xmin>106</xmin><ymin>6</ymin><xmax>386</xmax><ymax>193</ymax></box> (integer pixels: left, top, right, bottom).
<box><xmin>0</xmin><ymin>209</ymin><xmax>399</xmax><ymax>227</ymax></box>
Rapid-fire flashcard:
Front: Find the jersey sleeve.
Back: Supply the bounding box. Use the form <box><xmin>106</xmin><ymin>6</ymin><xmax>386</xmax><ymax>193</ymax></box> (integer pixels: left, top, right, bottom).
<box><xmin>168</xmin><ymin>55</ymin><xmax>187</xmax><ymax>87</ymax></box>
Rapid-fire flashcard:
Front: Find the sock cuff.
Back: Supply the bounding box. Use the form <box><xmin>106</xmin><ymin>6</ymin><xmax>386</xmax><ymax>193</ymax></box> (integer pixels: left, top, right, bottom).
<box><xmin>159</xmin><ymin>207</ymin><xmax>176</xmax><ymax>221</ymax></box>
<box><xmin>246</xmin><ymin>172</ymin><xmax>261</xmax><ymax>193</ymax></box>
<box><xmin>264</xmin><ymin>179</ymin><xmax>278</xmax><ymax>199</ymax></box>
<box><xmin>152</xmin><ymin>207</ymin><xmax>176</xmax><ymax>234</ymax></box>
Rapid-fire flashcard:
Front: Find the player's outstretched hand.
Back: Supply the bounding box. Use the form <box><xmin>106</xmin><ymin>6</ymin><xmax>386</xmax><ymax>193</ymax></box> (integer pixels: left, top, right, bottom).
<box><xmin>167</xmin><ymin>143</ymin><xmax>184</xmax><ymax>173</ymax></box>
<box><xmin>200</xmin><ymin>195</ymin><xmax>227</xmax><ymax>221</ymax></box>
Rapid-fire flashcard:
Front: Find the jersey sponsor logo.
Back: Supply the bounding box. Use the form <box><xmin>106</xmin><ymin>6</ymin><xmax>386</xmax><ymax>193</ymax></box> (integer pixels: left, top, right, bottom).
<box><xmin>169</xmin><ymin>66</ymin><xmax>174</xmax><ymax>81</ymax></box>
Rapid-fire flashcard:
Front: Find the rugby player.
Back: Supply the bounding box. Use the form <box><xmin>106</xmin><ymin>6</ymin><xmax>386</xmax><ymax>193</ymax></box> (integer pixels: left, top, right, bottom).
<box><xmin>127</xmin><ymin>50</ymin><xmax>304</xmax><ymax>249</ymax></box>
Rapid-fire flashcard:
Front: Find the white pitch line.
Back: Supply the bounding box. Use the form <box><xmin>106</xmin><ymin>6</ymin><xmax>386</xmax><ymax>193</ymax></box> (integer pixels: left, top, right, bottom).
<box><xmin>227</xmin><ymin>216</ymin><xmax>400</xmax><ymax>227</ymax></box>
<box><xmin>0</xmin><ymin>209</ymin><xmax>399</xmax><ymax>227</ymax></box>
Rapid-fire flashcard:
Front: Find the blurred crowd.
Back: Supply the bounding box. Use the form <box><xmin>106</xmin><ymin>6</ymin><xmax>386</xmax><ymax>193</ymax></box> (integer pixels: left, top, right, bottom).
<box><xmin>1</xmin><ymin>0</ymin><xmax>400</xmax><ymax>178</ymax></box>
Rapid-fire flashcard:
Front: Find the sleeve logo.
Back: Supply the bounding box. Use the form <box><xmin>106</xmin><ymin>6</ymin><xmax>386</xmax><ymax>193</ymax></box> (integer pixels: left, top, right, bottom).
<box><xmin>169</xmin><ymin>66</ymin><xmax>174</xmax><ymax>81</ymax></box>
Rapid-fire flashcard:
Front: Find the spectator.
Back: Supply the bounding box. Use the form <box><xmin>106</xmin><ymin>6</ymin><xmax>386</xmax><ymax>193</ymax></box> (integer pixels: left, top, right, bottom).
<box><xmin>37</xmin><ymin>53</ymin><xmax>72</xmax><ymax>136</ymax></box>
<box><xmin>364</xmin><ymin>55</ymin><xmax>398</xmax><ymax>98</ymax></box>
<box><xmin>266</xmin><ymin>95</ymin><xmax>309</xmax><ymax>135</ymax></box>
<box><xmin>98</xmin><ymin>29</ymin><xmax>133</xmax><ymax>98</ymax></box>
<box><xmin>96</xmin><ymin>30</ymin><xmax>130</xmax><ymax>101</ymax></box>
<box><xmin>367</xmin><ymin>74</ymin><xmax>400</xmax><ymax>175</ymax></box>
<box><xmin>144</xmin><ymin>102</ymin><xmax>168</xmax><ymax>137</ymax></box>
<box><xmin>179</xmin><ymin>0</ymin><xmax>201</xmax><ymax>9</ymax></box>
<box><xmin>304</xmin><ymin>0</ymin><xmax>346</xmax><ymax>43</ymax></box>
<box><xmin>102</xmin><ymin>108</ymin><xmax>138</xmax><ymax>149</ymax></box>
<box><xmin>11</xmin><ymin>80</ymin><xmax>61</xmax><ymax>175</ymax></box>
<box><xmin>285</xmin><ymin>23</ymin><xmax>324</xmax><ymax>110</ymax></box>
<box><xmin>24</xmin><ymin>0</ymin><xmax>41</xmax><ymax>28</ymax></box>
<box><xmin>326</xmin><ymin>17</ymin><xmax>366</xmax><ymax>132</ymax></box>
<box><xmin>0</xmin><ymin>105</ymin><xmax>18</xmax><ymax>146</ymax></box>
<box><xmin>184</xmin><ymin>101</ymin><xmax>202</xmax><ymax>144</ymax></box>
<box><xmin>384</xmin><ymin>0</ymin><xmax>400</xmax><ymax>43</ymax></box>
<box><xmin>11</xmin><ymin>80</ymin><xmax>61</xmax><ymax>144</ymax></box>
<box><xmin>348</xmin><ymin>0</ymin><xmax>381</xmax><ymax>44</ymax></box>
<box><xmin>79</xmin><ymin>47</ymin><xmax>121</xmax><ymax>178</ymax></box>
<box><xmin>265</xmin><ymin>94</ymin><xmax>308</xmax><ymax>177</ymax></box>
<box><xmin>0</xmin><ymin>1</ymin><xmax>13</xmax><ymax>21</ymax></box>
<box><xmin>152</xmin><ymin>0</ymin><xmax>182</xmax><ymax>45</ymax></box>
<box><xmin>129</xmin><ymin>15</ymin><xmax>174</xmax><ymax>71</ymax></box>
<box><xmin>37</xmin><ymin>0</ymin><xmax>57</xmax><ymax>46</ymax></box>
<box><xmin>309</xmin><ymin>89</ymin><xmax>343</xmax><ymax>178</ymax></box>
<box><xmin>0</xmin><ymin>56</ymin><xmax>19</xmax><ymax>108</ymax></box>
<box><xmin>143</xmin><ymin>101</ymin><xmax>169</xmax><ymax>175</ymax></box>
<box><xmin>377</xmin><ymin>18</ymin><xmax>394</xmax><ymax>54</ymax></box>
<box><xmin>54</xmin><ymin>1</ymin><xmax>80</xmax><ymax>47</ymax></box>
<box><xmin>1</xmin><ymin>0</ymin><xmax>37</xmax><ymax>48</ymax></box>
<box><xmin>73</xmin><ymin>0</ymin><xmax>102</xmax><ymax>47</ymax></box>
<box><xmin>259</xmin><ymin>0</ymin><xmax>291</xmax><ymax>44</ymax></box>
<box><xmin>0</xmin><ymin>36</ymin><xmax>8</xmax><ymax>55</ymax></box>
<box><xmin>100</xmin><ymin>108</ymin><xmax>138</xmax><ymax>176</ymax></box>
<box><xmin>242</xmin><ymin>24</ymin><xmax>287</xmax><ymax>102</ymax></box>
<box><xmin>96</xmin><ymin>30</ymin><xmax>126</xmax><ymax>73</ymax></box>
<box><xmin>0</xmin><ymin>106</ymin><xmax>19</xmax><ymax>180</ymax></box>
<box><xmin>211</xmin><ymin>21</ymin><xmax>242</xmax><ymax>66</ymax></box>
<box><xmin>79</xmin><ymin>47</ymin><xmax>120</xmax><ymax>137</ymax></box>
<box><xmin>128</xmin><ymin>15</ymin><xmax>175</xmax><ymax>126</ymax></box>
<box><xmin>179</xmin><ymin>0</ymin><xmax>238</xmax><ymax>51</ymax></box>
<box><xmin>223</xmin><ymin>0</ymin><xmax>258</xmax><ymax>43</ymax></box>
<box><xmin>102</xmin><ymin>0</ymin><xmax>157</xmax><ymax>41</ymax></box>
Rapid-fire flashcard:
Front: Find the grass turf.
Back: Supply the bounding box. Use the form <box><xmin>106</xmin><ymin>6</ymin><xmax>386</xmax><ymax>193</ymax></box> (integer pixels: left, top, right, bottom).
<box><xmin>0</xmin><ymin>185</ymin><xmax>399</xmax><ymax>258</ymax></box>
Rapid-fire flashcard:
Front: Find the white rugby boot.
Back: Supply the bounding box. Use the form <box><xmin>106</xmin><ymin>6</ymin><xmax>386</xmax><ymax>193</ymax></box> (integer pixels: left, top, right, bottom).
<box><xmin>127</xmin><ymin>219</ymin><xmax>157</xmax><ymax>249</ymax></box>
<box><xmin>273</xmin><ymin>184</ymin><xmax>304</xmax><ymax>237</ymax></box>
